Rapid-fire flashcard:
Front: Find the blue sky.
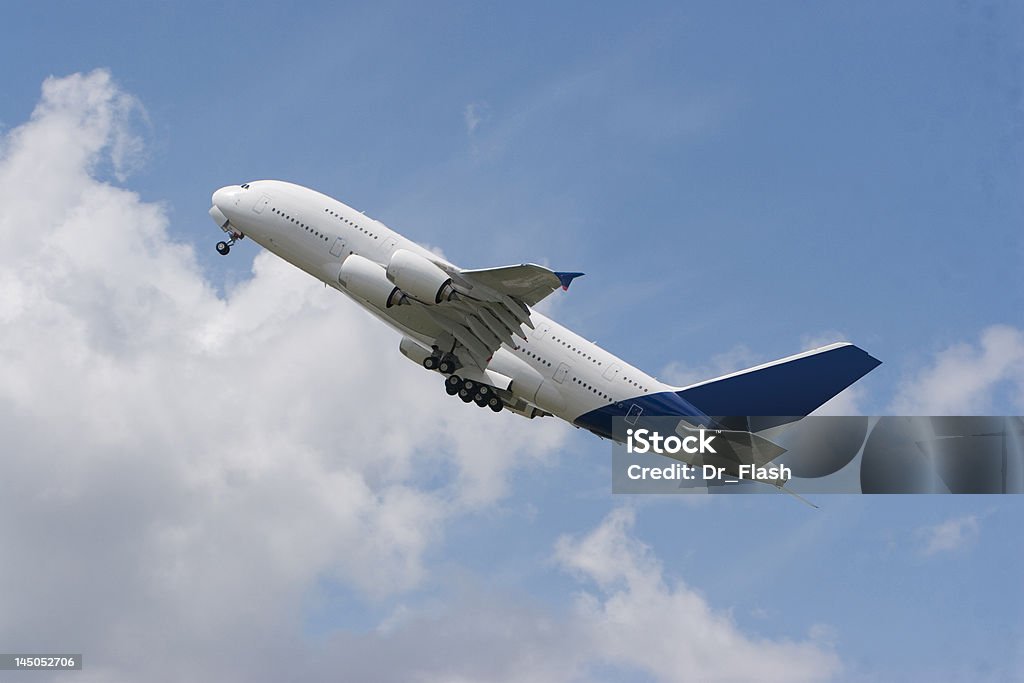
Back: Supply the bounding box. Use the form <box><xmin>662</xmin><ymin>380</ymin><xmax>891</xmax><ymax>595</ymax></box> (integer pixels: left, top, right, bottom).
<box><xmin>1</xmin><ymin>2</ymin><xmax>1022</xmax><ymax>681</ymax></box>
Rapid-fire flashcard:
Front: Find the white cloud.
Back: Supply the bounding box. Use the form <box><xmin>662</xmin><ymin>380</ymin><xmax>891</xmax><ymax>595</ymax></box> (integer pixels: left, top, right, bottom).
<box><xmin>0</xmin><ymin>70</ymin><xmax>568</xmax><ymax>680</ymax></box>
<box><xmin>660</xmin><ymin>343</ymin><xmax>760</xmax><ymax>387</ymax></box>
<box><xmin>891</xmin><ymin>325</ymin><xmax>1024</xmax><ymax>414</ymax></box>
<box><xmin>553</xmin><ymin>508</ymin><xmax>841</xmax><ymax>682</ymax></box>
<box><xmin>918</xmin><ymin>514</ymin><xmax>981</xmax><ymax>555</ymax></box>
<box><xmin>800</xmin><ymin>330</ymin><xmax>850</xmax><ymax>352</ymax></box>
<box><xmin>268</xmin><ymin>507</ymin><xmax>841</xmax><ymax>683</ymax></box>
<box><xmin>463</xmin><ymin>101</ymin><xmax>489</xmax><ymax>135</ymax></box>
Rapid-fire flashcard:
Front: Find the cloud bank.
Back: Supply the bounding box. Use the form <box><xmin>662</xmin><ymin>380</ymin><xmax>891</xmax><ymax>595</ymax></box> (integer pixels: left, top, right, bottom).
<box><xmin>289</xmin><ymin>507</ymin><xmax>840</xmax><ymax>683</ymax></box>
<box><xmin>553</xmin><ymin>508</ymin><xmax>840</xmax><ymax>682</ymax></box>
<box><xmin>0</xmin><ymin>69</ymin><xmax>564</xmax><ymax>680</ymax></box>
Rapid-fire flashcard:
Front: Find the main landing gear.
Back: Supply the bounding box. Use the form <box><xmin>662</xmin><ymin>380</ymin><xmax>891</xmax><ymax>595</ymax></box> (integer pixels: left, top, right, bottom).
<box><xmin>444</xmin><ymin>375</ymin><xmax>504</xmax><ymax>413</ymax></box>
<box><xmin>423</xmin><ymin>350</ymin><xmax>459</xmax><ymax>375</ymax></box>
<box><xmin>423</xmin><ymin>350</ymin><xmax>503</xmax><ymax>412</ymax></box>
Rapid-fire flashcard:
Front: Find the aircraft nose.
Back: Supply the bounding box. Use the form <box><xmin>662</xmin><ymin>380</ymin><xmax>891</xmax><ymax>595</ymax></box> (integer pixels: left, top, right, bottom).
<box><xmin>210</xmin><ymin>185</ymin><xmax>240</xmax><ymax>229</ymax></box>
<box><xmin>212</xmin><ymin>185</ymin><xmax>238</xmax><ymax>207</ymax></box>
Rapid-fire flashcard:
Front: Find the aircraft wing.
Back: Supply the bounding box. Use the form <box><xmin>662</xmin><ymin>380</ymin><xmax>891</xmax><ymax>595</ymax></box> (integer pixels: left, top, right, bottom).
<box><xmin>454</xmin><ymin>264</ymin><xmax>584</xmax><ymax>307</ymax></box>
<box><xmin>421</xmin><ymin>264</ymin><xmax>583</xmax><ymax>371</ymax></box>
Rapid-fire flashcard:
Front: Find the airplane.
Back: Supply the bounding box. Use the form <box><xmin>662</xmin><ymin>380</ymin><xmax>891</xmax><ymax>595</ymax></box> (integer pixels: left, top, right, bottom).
<box><xmin>209</xmin><ymin>181</ymin><xmax>880</xmax><ymax>479</ymax></box>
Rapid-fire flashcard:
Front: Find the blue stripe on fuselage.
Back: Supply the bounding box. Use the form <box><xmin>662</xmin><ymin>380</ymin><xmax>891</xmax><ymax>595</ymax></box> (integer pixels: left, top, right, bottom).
<box><xmin>573</xmin><ymin>391</ymin><xmax>711</xmax><ymax>440</ymax></box>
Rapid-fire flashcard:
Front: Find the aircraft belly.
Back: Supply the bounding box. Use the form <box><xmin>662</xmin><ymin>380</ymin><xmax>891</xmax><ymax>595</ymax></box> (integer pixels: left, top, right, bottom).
<box><xmin>331</xmin><ymin>290</ymin><xmax>447</xmax><ymax>349</ymax></box>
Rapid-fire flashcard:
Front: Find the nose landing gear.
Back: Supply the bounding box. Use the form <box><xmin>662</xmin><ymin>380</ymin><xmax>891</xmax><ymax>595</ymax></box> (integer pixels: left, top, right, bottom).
<box><xmin>215</xmin><ymin>230</ymin><xmax>244</xmax><ymax>256</ymax></box>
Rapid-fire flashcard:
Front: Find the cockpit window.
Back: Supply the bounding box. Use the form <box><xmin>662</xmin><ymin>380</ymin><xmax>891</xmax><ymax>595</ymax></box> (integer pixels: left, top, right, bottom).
<box><xmin>241</xmin><ymin>183</ymin><xmax>250</xmax><ymax>189</ymax></box>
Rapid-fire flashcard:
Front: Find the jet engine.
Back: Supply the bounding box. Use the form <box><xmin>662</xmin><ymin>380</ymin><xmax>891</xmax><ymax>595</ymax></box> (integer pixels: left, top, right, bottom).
<box><xmin>338</xmin><ymin>255</ymin><xmax>408</xmax><ymax>309</ymax></box>
<box><xmin>386</xmin><ymin>249</ymin><xmax>457</xmax><ymax>304</ymax></box>
<box><xmin>398</xmin><ymin>336</ymin><xmax>433</xmax><ymax>366</ymax></box>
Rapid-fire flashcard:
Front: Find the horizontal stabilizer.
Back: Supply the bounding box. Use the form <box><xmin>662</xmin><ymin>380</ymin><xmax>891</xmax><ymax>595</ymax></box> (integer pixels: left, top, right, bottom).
<box><xmin>675</xmin><ymin>343</ymin><xmax>880</xmax><ymax>429</ymax></box>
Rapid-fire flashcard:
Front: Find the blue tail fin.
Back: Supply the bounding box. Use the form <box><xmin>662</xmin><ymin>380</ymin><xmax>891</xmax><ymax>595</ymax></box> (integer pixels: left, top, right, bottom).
<box><xmin>675</xmin><ymin>343</ymin><xmax>880</xmax><ymax>430</ymax></box>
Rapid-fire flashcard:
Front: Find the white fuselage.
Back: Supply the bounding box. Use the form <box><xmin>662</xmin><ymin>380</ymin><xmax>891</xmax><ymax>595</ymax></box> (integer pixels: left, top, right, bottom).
<box><xmin>211</xmin><ymin>180</ymin><xmax>674</xmax><ymax>436</ymax></box>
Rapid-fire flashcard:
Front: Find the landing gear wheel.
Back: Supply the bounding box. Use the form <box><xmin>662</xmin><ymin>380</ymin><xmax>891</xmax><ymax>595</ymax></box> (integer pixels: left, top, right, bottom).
<box><xmin>438</xmin><ymin>358</ymin><xmax>456</xmax><ymax>374</ymax></box>
<box><xmin>459</xmin><ymin>389</ymin><xmax>474</xmax><ymax>403</ymax></box>
<box><xmin>216</xmin><ymin>241</ymin><xmax>231</xmax><ymax>256</ymax></box>
<box><xmin>488</xmin><ymin>396</ymin><xmax>504</xmax><ymax>412</ymax></box>
<box><xmin>463</xmin><ymin>380</ymin><xmax>477</xmax><ymax>393</ymax></box>
<box><xmin>477</xmin><ymin>385</ymin><xmax>491</xmax><ymax>398</ymax></box>
<box><xmin>445</xmin><ymin>375</ymin><xmax>463</xmax><ymax>391</ymax></box>
<box><xmin>423</xmin><ymin>356</ymin><xmax>439</xmax><ymax>370</ymax></box>
<box><xmin>474</xmin><ymin>394</ymin><xmax>487</xmax><ymax>407</ymax></box>
<box><xmin>445</xmin><ymin>383</ymin><xmax>460</xmax><ymax>396</ymax></box>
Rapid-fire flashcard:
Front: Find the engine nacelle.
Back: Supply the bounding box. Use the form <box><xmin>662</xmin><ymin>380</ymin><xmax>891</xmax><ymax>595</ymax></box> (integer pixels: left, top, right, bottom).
<box><xmin>488</xmin><ymin>348</ymin><xmax>565</xmax><ymax>415</ymax></box>
<box><xmin>399</xmin><ymin>336</ymin><xmax>433</xmax><ymax>366</ymax></box>
<box><xmin>338</xmin><ymin>255</ymin><xmax>408</xmax><ymax>309</ymax></box>
<box><xmin>386</xmin><ymin>249</ymin><xmax>456</xmax><ymax>304</ymax></box>
<box><xmin>488</xmin><ymin>348</ymin><xmax>542</xmax><ymax>401</ymax></box>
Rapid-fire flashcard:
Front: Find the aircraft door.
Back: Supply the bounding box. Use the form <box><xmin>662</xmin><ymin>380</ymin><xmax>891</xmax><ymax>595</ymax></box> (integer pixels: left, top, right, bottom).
<box><xmin>330</xmin><ymin>237</ymin><xmax>346</xmax><ymax>257</ymax></box>
<box><xmin>553</xmin><ymin>362</ymin><xmax>570</xmax><ymax>383</ymax></box>
<box><xmin>602</xmin><ymin>363</ymin><xmax>621</xmax><ymax>381</ymax></box>
<box><xmin>253</xmin><ymin>194</ymin><xmax>270</xmax><ymax>214</ymax></box>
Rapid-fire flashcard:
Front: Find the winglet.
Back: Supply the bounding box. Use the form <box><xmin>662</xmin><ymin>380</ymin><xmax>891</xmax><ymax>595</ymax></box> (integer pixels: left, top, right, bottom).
<box><xmin>555</xmin><ymin>272</ymin><xmax>585</xmax><ymax>291</ymax></box>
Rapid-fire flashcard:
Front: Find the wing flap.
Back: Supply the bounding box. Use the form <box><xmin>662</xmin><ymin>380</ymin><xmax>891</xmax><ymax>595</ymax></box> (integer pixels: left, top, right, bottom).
<box><xmin>485</xmin><ymin>301</ymin><xmax>528</xmax><ymax>341</ymax></box>
<box><xmin>416</xmin><ymin>263</ymin><xmax>581</xmax><ymax>371</ymax></box>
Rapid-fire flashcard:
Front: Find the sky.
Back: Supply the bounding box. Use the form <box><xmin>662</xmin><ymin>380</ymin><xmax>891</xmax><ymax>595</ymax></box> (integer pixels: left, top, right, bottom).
<box><xmin>0</xmin><ymin>2</ymin><xmax>1022</xmax><ymax>681</ymax></box>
